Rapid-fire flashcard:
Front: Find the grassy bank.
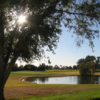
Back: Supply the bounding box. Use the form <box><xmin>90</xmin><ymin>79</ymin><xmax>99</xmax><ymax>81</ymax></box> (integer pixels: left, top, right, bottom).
<box><xmin>5</xmin><ymin>70</ymin><xmax>100</xmax><ymax>100</ymax></box>
<box><xmin>10</xmin><ymin>89</ymin><xmax>100</xmax><ymax>100</ymax></box>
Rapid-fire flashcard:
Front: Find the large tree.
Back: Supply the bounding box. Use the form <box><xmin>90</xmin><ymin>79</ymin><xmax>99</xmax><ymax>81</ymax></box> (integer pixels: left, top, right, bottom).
<box><xmin>77</xmin><ymin>55</ymin><xmax>96</xmax><ymax>75</ymax></box>
<box><xmin>85</xmin><ymin>55</ymin><xmax>96</xmax><ymax>62</ymax></box>
<box><xmin>77</xmin><ymin>58</ymin><xmax>85</xmax><ymax>65</ymax></box>
<box><xmin>79</xmin><ymin>61</ymin><xmax>95</xmax><ymax>75</ymax></box>
<box><xmin>77</xmin><ymin>55</ymin><xmax>96</xmax><ymax>65</ymax></box>
<box><xmin>0</xmin><ymin>0</ymin><xmax>100</xmax><ymax>99</ymax></box>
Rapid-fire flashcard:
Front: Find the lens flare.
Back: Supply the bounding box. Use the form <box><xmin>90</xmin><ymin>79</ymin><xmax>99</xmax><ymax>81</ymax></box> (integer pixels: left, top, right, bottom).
<box><xmin>18</xmin><ymin>15</ymin><xmax>26</xmax><ymax>24</ymax></box>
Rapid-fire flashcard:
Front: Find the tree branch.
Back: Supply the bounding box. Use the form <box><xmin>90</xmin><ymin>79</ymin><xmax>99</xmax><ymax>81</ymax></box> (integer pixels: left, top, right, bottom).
<box><xmin>3</xmin><ymin>24</ymin><xmax>18</xmax><ymax>73</ymax></box>
<box><xmin>56</xmin><ymin>9</ymin><xmax>99</xmax><ymax>18</ymax></box>
<box><xmin>40</xmin><ymin>0</ymin><xmax>61</xmax><ymax>20</ymax></box>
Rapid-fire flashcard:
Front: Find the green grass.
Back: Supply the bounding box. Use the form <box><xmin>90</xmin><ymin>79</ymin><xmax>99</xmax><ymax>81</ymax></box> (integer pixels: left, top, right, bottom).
<box><xmin>10</xmin><ymin>71</ymin><xmax>50</xmax><ymax>76</ymax></box>
<box><xmin>10</xmin><ymin>70</ymin><xmax>61</xmax><ymax>77</ymax></box>
<box><xmin>9</xmin><ymin>89</ymin><xmax>100</xmax><ymax>100</ymax></box>
<box><xmin>96</xmin><ymin>69</ymin><xmax>100</xmax><ymax>72</ymax></box>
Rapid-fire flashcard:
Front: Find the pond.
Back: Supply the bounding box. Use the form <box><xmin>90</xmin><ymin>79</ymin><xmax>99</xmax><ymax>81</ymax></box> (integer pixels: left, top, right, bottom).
<box><xmin>22</xmin><ymin>75</ymin><xmax>100</xmax><ymax>84</ymax></box>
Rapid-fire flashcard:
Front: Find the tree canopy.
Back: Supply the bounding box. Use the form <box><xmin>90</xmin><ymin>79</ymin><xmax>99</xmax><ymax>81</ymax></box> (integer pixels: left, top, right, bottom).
<box><xmin>77</xmin><ymin>55</ymin><xmax>96</xmax><ymax>65</ymax></box>
<box><xmin>0</xmin><ymin>0</ymin><xmax>100</xmax><ymax>99</ymax></box>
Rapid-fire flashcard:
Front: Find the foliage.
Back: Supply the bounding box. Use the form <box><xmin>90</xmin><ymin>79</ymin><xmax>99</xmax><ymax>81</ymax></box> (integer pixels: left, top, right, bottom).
<box><xmin>77</xmin><ymin>58</ymin><xmax>85</xmax><ymax>65</ymax></box>
<box><xmin>77</xmin><ymin>55</ymin><xmax>96</xmax><ymax>65</ymax></box>
<box><xmin>18</xmin><ymin>65</ymin><xmax>24</xmax><ymax>71</ymax></box>
<box><xmin>95</xmin><ymin>57</ymin><xmax>100</xmax><ymax>69</ymax></box>
<box><xmin>38</xmin><ymin>63</ymin><xmax>46</xmax><ymax>71</ymax></box>
<box><xmin>45</xmin><ymin>65</ymin><xmax>53</xmax><ymax>70</ymax></box>
<box><xmin>53</xmin><ymin>65</ymin><xmax>60</xmax><ymax>69</ymax></box>
<box><xmin>79</xmin><ymin>61</ymin><xmax>95</xmax><ymax>75</ymax></box>
<box><xmin>23</xmin><ymin>64</ymin><xmax>37</xmax><ymax>71</ymax></box>
<box><xmin>85</xmin><ymin>55</ymin><xmax>96</xmax><ymax>62</ymax></box>
<box><xmin>73</xmin><ymin>65</ymin><xmax>78</xmax><ymax>70</ymax></box>
<box><xmin>77</xmin><ymin>55</ymin><xmax>100</xmax><ymax>75</ymax></box>
<box><xmin>11</xmin><ymin>64</ymin><xmax>19</xmax><ymax>71</ymax></box>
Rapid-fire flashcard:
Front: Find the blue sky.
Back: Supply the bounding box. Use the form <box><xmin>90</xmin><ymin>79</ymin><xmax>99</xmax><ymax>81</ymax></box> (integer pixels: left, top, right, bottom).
<box><xmin>31</xmin><ymin>25</ymin><xmax>100</xmax><ymax>67</ymax></box>
<box><xmin>17</xmin><ymin>25</ymin><xmax>100</xmax><ymax>67</ymax></box>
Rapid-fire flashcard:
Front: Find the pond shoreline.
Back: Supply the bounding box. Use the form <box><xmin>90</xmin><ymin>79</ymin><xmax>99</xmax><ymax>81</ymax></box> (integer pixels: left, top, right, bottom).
<box><xmin>22</xmin><ymin>75</ymin><xmax>100</xmax><ymax>84</ymax></box>
<box><xmin>21</xmin><ymin>74</ymin><xmax>100</xmax><ymax>81</ymax></box>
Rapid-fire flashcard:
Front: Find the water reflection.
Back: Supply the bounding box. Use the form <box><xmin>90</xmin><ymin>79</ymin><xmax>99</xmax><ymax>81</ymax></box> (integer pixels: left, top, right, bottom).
<box><xmin>78</xmin><ymin>76</ymin><xmax>100</xmax><ymax>84</ymax></box>
<box><xmin>22</xmin><ymin>76</ymin><xmax>100</xmax><ymax>84</ymax></box>
<box><xmin>23</xmin><ymin>77</ymin><xmax>48</xmax><ymax>84</ymax></box>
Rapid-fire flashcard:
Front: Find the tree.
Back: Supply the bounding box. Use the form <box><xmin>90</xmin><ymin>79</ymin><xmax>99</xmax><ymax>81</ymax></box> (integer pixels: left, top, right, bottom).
<box><xmin>73</xmin><ymin>65</ymin><xmax>77</xmax><ymax>70</ymax></box>
<box><xmin>68</xmin><ymin>66</ymin><xmax>73</xmax><ymax>70</ymax></box>
<box><xmin>0</xmin><ymin>0</ymin><xmax>100</xmax><ymax>99</ymax></box>
<box><xmin>11</xmin><ymin>64</ymin><xmax>19</xmax><ymax>71</ymax></box>
<box><xmin>18</xmin><ymin>65</ymin><xmax>24</xmax><ymax>71</ymax></box>
<box><xmin>79</xmin><ymin>61</ymin><xmax>95</xmax><ymax>75</ymax></box>
<box><xmin>85</xmin><ymin>55</ymin><xmax>96</xmax><ymax>62</ymax></box>
<box><xmin>77</xmin><ymin>58</ymin><xmax>85</xmax><ymax>65</ymax></box>
<box><xmin>23</xmin><ymin>64</ymin><xmax>31</xmax><ymax>70</ymax></box>
<box><xmin>77</xmin><ymin>55</ymin><xmax>96</xmax><ymax>75</ymax></box>
<box><xmin>77</xmin><ymin>55</ymin><xmax>96</xmax><ymax>65</ymax></box>
<box><xmin>38</xmin><ymin>63</ymin><xmax>46</xmax><ymax>71</ymax></box>
<box><xmin>54</xmin><ymin>65</ymin><xmax>60</xmax><ymax>69</ymax></box>
<box><xmin>95</xmin><ymin>57</ymin><xmax>100</xmax><ymax>70</ymax></box>
<box><xmin>24</xmin><ymin>64</ymin><xmax>37</xmax><ymax>71</ymax></box>
<box><xmin>45</xmin><ymin>65</ymin><xmax>53</xmax><ymax>70</ymax></box>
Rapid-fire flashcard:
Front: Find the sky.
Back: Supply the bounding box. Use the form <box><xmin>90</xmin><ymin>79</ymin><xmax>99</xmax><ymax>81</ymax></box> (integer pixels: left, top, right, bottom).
<box><xmin>17</xmin><ymin>25</ymin><xmax>100</xmax><ymax>67</ymax></box>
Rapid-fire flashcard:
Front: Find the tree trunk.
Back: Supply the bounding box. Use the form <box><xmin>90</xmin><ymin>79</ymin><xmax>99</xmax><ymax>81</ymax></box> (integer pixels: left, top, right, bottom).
<box><xmin>0</xmin><ymin>85</ymin><xmax>5</xmax><ymax>100</ymax></box>
<box><xmin>0</xmin><ymin>9</ymin><xmax>5</xmax><ymax>100</ymax></box>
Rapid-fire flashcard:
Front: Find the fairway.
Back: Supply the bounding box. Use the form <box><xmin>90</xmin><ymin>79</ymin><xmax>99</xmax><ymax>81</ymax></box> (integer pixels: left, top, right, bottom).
<box><xmin>5</xmin><ymin>70</ymin><xmax>100</xmax><ymax>100</ymax></box>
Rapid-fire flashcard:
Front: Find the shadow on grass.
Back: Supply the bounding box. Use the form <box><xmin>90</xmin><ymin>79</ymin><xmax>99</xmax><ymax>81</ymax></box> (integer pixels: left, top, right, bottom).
<box><xmin>91</xmin><ymin>98</ymin><xmax>100</xmax><ymax>100</ymax></box>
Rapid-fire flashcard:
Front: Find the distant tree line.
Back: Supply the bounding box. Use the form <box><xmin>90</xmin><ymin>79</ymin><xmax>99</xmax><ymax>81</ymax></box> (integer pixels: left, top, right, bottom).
<box><xmin>12</xmin><ymin>63</ymin><xmax>78</xmax><ymax>71</ymax></box>
<box><xmin>12</xmin><ymin>63</ymin><xmax>53</xmax><ymax>71</ymax></box>
<box><xmin>12</xmin><ymin>55</ymin><xmax>100</xmax><ymax>72</ymax></box>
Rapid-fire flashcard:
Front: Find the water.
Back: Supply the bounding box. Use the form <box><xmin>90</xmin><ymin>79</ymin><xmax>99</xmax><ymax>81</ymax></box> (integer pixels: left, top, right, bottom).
<box><xmin>22</xmin><ymin>75</ymin><xmax>100</xmax><ymax>84</ymax></box>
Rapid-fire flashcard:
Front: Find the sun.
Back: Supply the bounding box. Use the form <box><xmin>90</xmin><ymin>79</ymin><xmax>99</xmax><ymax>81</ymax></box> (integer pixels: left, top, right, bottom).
<box><xmin>18</xmin><ymin>15</ymin><xmax>26</xmax><ymax>24</ymax></box>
